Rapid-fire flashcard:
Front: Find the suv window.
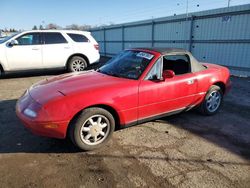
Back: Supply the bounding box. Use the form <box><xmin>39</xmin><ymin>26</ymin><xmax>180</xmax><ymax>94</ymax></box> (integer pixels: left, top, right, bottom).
<box><xmin>16</xmin><ymin>33</ymin><xmax>40</xmax><ymax>45</ymax></box>
<box><xmin>67</xmin><ymin>33</ymin><xmax>89</xmax><ymax>42</ymax></box>
<box><xmin>43</xmin><ymin>32</ymin><xmax>67</xmax><ymax>44</ymax></box>
<box><xmin>163</xmin><ymin>55</ymin><xmax>191</xmax><ymax>75</ymax></box>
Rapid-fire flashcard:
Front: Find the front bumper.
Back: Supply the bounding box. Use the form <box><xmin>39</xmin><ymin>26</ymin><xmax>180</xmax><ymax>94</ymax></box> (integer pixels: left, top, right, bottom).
<box><xmin>16</xmin><ymin>91</ymin><xmax>69</xmax><ymax>139</ymax></box>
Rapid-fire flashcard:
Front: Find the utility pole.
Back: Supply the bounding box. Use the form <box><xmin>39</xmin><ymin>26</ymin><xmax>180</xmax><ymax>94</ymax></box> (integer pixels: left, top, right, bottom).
<box><xmin>42</xmin><ymin>21</ymin><xmax>45</xmax><ymax>29</ymax></box>
<box><xmin>228</xmin><ymin>0</ymin><xmax>231</xmax><ymax>7</ymax></box>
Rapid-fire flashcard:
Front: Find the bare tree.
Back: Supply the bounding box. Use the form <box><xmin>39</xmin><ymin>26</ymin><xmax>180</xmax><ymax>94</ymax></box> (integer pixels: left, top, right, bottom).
<box><xmin>32</xmin><ymin>25</ymin><xmax>38</xmax><ymax>30</ymax></box>
<box><xmin>65</xmin><ymin>24</ymin><xmax>92</xmax><ymax>30</ymax></box>
<box><xmin>65</xmin><ymin>24</ymin><xmax>80</xmax><ymax>30</ymax></box>
<box><xmin>46</xmin><ymin>23</ymin><xmax>61</xmax><ymax>30</ymax></box>
<box><xmin>79</xmin><ymin>25</ymin><xmax>92</xmax><ymax>31</ymax></box>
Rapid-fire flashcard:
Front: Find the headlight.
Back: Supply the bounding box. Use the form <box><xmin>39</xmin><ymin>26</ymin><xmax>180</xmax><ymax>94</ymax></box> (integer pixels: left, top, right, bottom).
<box><xmin>24</xmin><ymin>108</ymin><xmax>37</xmax><ymax>118</ymax></box>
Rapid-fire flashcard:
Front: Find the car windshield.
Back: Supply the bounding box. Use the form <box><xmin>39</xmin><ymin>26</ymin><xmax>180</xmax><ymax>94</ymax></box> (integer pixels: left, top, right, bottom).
<box><xmin>98</xmin><ymin>50</ymin><xmax>154</xmax><ymax>80</ymax></box>
<box><xmin>0</xmin><ymin>33</ymin><xmax>19</xmax><ymax>44</ymax></box>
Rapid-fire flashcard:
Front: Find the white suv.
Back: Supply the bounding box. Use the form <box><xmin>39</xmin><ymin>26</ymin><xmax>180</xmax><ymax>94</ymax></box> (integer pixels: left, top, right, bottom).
<box><xmin>0</xmin><ymin>30</ymin><xmax>100</xmax><ymax>76</ymax></box>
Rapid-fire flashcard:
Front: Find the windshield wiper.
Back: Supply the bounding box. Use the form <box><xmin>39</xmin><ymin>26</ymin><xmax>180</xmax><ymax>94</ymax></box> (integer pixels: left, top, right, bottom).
<box><xmin>99</xmin><ymin>70</ymin><xmax>122</xmax><ymax>78</ymax></box>
<box><xmin>107</xmin><ymin>72</ymin><xmax>123</xmax><ymax>78</ymax></box>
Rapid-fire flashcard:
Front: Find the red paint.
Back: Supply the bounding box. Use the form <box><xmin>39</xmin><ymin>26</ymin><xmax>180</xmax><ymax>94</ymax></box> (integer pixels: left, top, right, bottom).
<box><xmin>16</xmin><ymin>49</ymin><xmax>231</xmax><ymax>139</ymax></box>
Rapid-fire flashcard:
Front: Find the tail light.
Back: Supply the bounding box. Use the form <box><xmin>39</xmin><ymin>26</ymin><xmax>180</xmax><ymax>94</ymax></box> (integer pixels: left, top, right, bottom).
<box><xmin>94</xmin><ymin>44</ymin><xmax>99</xmax><ymax>51</ymax></box>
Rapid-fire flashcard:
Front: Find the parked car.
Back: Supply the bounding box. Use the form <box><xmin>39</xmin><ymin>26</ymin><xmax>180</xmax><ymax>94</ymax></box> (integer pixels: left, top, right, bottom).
<box><xmin>0</xmin><ymin>30</ymin><xmax>100</xmax><ymax>76</ymax></box>
<box><xmin>16</xmin><ymin>48</ymin><xmax>231</xmax><ymax>150</ymax></box>
<box><xmin>0</xmin><ymin>36</ymin><xmax>6</xmax><ymax>42</ymax></box>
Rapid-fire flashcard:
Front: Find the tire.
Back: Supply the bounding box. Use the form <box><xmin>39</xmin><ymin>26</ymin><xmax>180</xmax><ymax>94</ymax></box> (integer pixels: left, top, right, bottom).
<box><xmin>67</xmin><ymin>56</ymin><xmax>88</xmax><ymax>72</ymax></box>
<box><xmin>69</xmin><ymin>107</ymin><xmax>115</xmax><ymax>151</ymax></box>
<box><xmin>198</xmin><ymin>85</ymin><xmax>223</xmax><ymax>115</ymax></box>
<box><xmin>0</xmin><ymin>67</ymin><xmax>3</xmax><ymax>78</ymax></box>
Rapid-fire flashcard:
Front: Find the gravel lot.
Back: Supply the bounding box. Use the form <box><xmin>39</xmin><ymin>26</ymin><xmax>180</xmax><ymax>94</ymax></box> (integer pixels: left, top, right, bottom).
<box><xmin>0</xmin><ymin>60</ymin><xmax>250</xmax><ymax>188</ymax></box>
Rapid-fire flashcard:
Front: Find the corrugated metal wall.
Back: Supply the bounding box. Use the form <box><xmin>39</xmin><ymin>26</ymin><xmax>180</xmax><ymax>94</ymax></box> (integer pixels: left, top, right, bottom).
<box><xmin>91</xmin><ymin>4</ymin><xmax>250</xmax><ymax>76</ymax></box>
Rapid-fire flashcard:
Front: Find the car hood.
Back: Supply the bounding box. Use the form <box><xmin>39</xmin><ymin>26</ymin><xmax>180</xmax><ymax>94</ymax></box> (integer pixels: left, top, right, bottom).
<box><xmin>29</xmin><ymin>71</ymin><xmax>130</xmax><ymax>104</ymax></box>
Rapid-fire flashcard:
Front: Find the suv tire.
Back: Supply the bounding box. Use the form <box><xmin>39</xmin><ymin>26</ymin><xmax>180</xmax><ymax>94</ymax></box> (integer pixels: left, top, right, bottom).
<box><xmin>68</xmin><ymin>56</ymin><xmax>87</xmax><ymax>72</ymax></box>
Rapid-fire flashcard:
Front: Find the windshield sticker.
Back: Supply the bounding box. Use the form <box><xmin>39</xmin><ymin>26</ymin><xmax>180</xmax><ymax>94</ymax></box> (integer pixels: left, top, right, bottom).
<box><xmin>136</xmin><ymin>52</ymin><xmax>154</xmax><ymax>60</ymax></box>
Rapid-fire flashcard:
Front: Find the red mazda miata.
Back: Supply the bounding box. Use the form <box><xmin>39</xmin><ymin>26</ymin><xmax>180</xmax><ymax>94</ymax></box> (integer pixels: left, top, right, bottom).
<box><xmin>16</xmin><ymin>48</ymin><xmax>231</xmax><ymax>150</ymax></box>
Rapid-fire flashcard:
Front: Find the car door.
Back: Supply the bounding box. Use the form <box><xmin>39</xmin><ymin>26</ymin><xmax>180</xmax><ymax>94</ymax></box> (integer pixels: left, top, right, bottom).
<box><xmin>5</xmin><ymin>32</ymin><xmax>43</xmax><ymax>70</ymax></box>
<box><xmin>41</xmin><ymin>32</ymin><xmax>73</xmax><ymax>68</ymax></box>
<box><xmin>138</xmin><ymin>54</ymin><xmax>198</xmax><ymax>121</ymax></box>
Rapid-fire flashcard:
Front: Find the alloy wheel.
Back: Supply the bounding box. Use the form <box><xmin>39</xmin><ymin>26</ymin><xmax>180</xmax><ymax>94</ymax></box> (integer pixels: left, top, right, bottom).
<box><xmin>206</xmin><ymin>90</ymin><xmax>221</xmax><ymax>113</ymax></box>
<box><xmin>80</xmin><ymin>115</ymin><xmax>110</xmax><ymax>146</ymax></box>
<box><xmin>72</xmin><ymin>59</ymin><xmax>86</xmax><ymax>71</ymax></box>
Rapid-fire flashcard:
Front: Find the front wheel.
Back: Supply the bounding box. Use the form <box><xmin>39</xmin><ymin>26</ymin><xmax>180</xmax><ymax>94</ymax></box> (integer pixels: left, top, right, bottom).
<box><xmin>69</xmin><ymin>107</ymin><xmax>115</xmax><ymax>151</ymax></box>
<box><xmin>198</xmin><ymin>85</ymin><xmax>223</xmax><ymax>115</ymax></box>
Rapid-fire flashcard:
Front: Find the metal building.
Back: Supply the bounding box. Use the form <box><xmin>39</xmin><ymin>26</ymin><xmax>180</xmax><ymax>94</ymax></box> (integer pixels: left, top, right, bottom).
<box><xmin>91</xmin><ymin>4</ymin><xmax>250</xmax><ymax>76</ymax></box>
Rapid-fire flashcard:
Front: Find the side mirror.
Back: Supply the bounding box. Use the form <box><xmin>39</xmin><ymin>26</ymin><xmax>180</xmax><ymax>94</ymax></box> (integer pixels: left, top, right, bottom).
<box><xmin>162</xmin><ymin>70</ymin><xmax>175</xmax><ymax>79</ymax></box>
<box><xmin>9</xmin><ymin>39</ymin><xmax>18</xmax><ymax>46</ymax></box>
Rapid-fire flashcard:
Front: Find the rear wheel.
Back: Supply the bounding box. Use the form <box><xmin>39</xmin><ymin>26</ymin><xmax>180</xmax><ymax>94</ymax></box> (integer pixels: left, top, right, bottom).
<box><xmin>67</xmin><ymin>56</ymin><xmax>87</xmax><ymax>72</ymax></box>
<box><xmin>198</xmin><ymin>85</ymin><xmax>223</xmax><ymax>115</ymax></box>
<box><xmin>69</xmin><ymin>107</ymin><xmax>115</xmax><ymax>151</ymax></box>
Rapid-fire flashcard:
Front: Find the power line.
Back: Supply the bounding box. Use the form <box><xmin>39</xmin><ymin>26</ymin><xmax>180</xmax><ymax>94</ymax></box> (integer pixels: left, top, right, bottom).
<box><xmin>102</xmin><ymin>0</ymin><xmax>232</xmax><ymax>25</ymax></box>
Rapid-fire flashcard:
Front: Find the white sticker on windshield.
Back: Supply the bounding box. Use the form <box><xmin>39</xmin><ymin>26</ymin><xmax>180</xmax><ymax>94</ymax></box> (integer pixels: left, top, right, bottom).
<box><xmin>136</xmin><ymin>52</ymin><xmax>154</xmax><ymax>60</ymax></box>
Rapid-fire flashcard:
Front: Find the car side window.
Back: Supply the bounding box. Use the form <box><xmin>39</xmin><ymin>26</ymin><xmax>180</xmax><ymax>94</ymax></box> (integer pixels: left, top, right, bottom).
<box><xmin>145</xmin><ymin>58</ymin><xmax>162</xmax><ymax>80</ymax></box>
<box><xmin>43</xmin><ymin>32</ymin><xmax>67</xmax><ymax>44</ymax></box>
<box><xmin>67</xmin><ymin>33</ymin><xmax>89</xmax><ymax>42</ymax></box>
<box><xmin>163</xmin><ymin>54</ymin><xmax>191</xmax><ymax>75</ymax></box>
<box><xmin>16</xmin><ymin>33</ymin><xmax>40</xmax><ymax>45</ymax></box>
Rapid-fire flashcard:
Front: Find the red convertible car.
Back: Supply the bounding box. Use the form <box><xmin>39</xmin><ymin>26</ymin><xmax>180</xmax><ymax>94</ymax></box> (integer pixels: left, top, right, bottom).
<box><xmin>16</xmin><ymin>48</ymin><xmax>231</xmax><ymax>150</ymax></box>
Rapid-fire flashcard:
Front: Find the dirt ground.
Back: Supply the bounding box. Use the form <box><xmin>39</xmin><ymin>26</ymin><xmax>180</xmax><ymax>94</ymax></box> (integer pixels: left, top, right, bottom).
<box><xmin>0</xmin><ymin>62</ymin><xmax>250</xmax><ymax>188</ymax></box>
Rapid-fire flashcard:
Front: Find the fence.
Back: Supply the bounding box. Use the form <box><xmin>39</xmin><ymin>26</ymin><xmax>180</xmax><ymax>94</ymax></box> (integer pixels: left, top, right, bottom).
<box><xmin>90</xmin><ymin>4</ymin><xmax>250</xmax><ymax>76</ymax></box>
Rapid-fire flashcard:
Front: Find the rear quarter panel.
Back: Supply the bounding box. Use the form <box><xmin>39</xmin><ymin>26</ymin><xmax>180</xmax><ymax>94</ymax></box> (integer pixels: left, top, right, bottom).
<box><xmin>194</xmin><ymin>63</ymin><xmax>230</xmax><ymax>104</ymax></box>
<box><xmin>65</xmin><ymin>32</ymin><xmax>100</xmax><ymax>64</ymax></box>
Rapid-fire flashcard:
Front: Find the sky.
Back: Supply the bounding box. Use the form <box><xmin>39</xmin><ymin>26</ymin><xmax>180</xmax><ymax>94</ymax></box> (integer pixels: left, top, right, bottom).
<box><xmin>1</xmin><ymin>0</ymin><xmax>250</xmax><ymax>30</ymax></box>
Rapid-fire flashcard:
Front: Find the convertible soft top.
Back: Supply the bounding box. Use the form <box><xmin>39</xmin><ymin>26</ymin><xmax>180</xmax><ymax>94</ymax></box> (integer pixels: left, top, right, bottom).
<box><xmin>133</xmin><ymin>47</ymin><xmax>206</xmax><ymax>73</ymax></box>
<box><xmin>138</xmin><ymin>47</ymin><xmax>188</xmax><ymax>55</ymax></box>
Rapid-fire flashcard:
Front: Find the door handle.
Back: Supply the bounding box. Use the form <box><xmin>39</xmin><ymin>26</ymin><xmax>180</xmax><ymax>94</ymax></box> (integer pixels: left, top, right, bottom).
<box><xmin>64</xmin><ymin>47</ymin><xmax>70</xmax><ymax>49</ymax></box>
<box><xmin>187</xmin><ymin>79</ymin><xmax>194</xmax><ymax>85</ymax></box>
<box><xmin>32</xmin><ymin>48</ymin><xmax>39</xmax><ymax>50</ymax></box>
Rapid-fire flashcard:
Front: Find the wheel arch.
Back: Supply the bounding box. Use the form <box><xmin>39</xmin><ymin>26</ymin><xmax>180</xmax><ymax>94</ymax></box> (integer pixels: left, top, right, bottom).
<box><xmin>0</xmin><ymin>63</ymin><xmax>4</xmax><ymax>75</ymax></box>
<box><xmin>0</xmin><ymin>63</ymin><xmax>4</xmax><ymax>72</ymax></box>
<box><xmin>66</xmin><ymin>104</ymin><xmax>121</xmax><ymax>138</ymax></box>
<box><xmin>66</xmin><ymin>53</ymin><xmax>90</xmax><ymax>68</ymax></box>
<box><xmin>212</xmin><ymin>81</ymin><xmax>226</xmax><ymax>94</ymax></box>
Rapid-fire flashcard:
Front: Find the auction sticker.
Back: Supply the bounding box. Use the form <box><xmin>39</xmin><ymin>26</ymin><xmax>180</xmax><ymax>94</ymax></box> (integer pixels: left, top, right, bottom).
<box><xmin>136</xmin><ymin>52</ymin><xmax>154</xmax><ymax>60</ymax></box>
